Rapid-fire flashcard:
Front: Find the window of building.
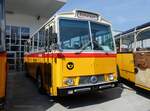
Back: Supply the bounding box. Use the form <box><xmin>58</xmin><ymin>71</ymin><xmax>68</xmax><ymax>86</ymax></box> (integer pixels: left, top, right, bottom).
<box><xmin>5</xmin><ymin>25</ymin><xmax>30</xmax><ymax>71</ymax></box>
<box><xmin>11</xmin><ymin>26</ymin><xmax>20</xmax><ymax>45</ymax></box>
<box><xmin>21</xmin><ymin>27</ymin><xmax>30</xmax><ymax>39</ymax></box>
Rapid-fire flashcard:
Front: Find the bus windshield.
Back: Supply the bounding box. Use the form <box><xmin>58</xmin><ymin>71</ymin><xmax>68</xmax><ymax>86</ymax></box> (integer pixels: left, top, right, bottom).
<box><xmin>90</xmin><ymin>22</ymin><xmax>114</xmax><ymax>51</ymax></box>
<box><xmin>59</xmin><ymin>19</ymin><xmax>114</xmax><ymax>52</ymax></box>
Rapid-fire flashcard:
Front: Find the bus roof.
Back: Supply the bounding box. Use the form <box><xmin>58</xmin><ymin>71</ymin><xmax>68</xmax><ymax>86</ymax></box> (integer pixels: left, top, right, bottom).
<box><xmin>115</xmin><ymin>22</ymin><xmax>150</xmax><ymax>38</ymax></box>
<box><xmin>31</xmin><ymin>10</ymin><xmax>111</xmax><ymax>37</ymax></box>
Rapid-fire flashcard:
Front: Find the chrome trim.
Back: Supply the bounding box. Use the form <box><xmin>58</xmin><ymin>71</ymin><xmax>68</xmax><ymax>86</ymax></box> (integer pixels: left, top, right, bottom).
<box><xmin>61</xmin><ymin>80</ymin><xmax>118</xmax><ymax>89</ymax></box>
<box><xmin>79</xmin><ymin>75</ymin><xmax>105</xmax><ymax>85</ymax></box>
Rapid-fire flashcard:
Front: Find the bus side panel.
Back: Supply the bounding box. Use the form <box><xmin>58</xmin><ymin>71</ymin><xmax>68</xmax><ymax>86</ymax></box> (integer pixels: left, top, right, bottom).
<box><xmin>117</xmin><ymin>53</ymin><xmax>135</xmax><ymax>82</ymax></box>
<box><xmin>0</xmin><ymin>52</ymin><xmax>7</xmax><ymax>103</ymax></box>
<box><xmin>24</xmin><ymin>55</ymin><xmax>39</xmax><ymax>79</ymax></box>
<box><xmin>134</xmin><ymin>52</ymin><xmax>150</xmax><ymax>90</ymax></box>
<box><xmin>26</xmin><ymin>63</ymin><xmax>37</xmax><ymax>79</ymax></box>
<box><xmin>24</xmin><ymin>54</ymin><xmax>55</xmax><ymax>95</ymax></box>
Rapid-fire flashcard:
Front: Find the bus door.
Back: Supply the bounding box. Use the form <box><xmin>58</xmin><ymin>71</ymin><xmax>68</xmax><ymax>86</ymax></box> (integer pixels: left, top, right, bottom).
<box><xmin>120</xmin><ymin>36</ymin><xmax>135</xmax><ymax>82</ymax></box>
<box><xmin>121</xmin><ymin>53</ymin><xmax>135</xmax><ymax>81</ymax></box>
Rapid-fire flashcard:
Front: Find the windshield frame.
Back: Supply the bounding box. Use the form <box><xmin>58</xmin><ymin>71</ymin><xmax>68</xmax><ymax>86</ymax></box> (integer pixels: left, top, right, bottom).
<box><xmin>57</xmin><ymin>17</ymin><xmax>116</xmax><ymax>53</ymax></box>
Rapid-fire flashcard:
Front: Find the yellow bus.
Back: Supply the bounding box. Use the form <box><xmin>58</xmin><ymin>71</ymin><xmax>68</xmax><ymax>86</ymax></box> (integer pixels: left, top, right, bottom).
<box><xmin>0</xmin><ymin>0</ymin><xmax>7</xmax><ymax>108</ymax></box>
<box><xmin>24</xmin><ymin>10</ymin><xmax>118</xmax><ymax>96</ymax></box>
<box><xmin>116</xmin><ymin>22</ymin><xmax>150</xmax><ymax>91</ymax></box>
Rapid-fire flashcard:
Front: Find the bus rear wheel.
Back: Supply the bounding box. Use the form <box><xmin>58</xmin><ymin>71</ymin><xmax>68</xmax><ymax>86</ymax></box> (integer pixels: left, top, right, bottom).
<box><xmin>36</xmin><ymin>69</ymin><xmax>45</xmax><ymax>94</ymax></box>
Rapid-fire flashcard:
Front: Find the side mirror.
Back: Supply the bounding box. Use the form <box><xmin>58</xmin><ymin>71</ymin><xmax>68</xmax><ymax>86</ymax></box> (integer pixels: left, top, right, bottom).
<box><xmin>52</xmin><ymin>33</ymin><xmax>57</xmax><ymax>43</ymax></box>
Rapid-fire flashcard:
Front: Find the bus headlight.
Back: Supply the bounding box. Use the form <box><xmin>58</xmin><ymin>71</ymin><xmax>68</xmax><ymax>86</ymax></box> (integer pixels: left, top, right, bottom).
<box><xmin>64</xmin><ymin>78</ymin><xmax>74</xmax><ymax>86</ymax></box>
<box><xmin>108</xmin><ymin>74</ymin><xmax>114</xmax><ymax>81</ymax></box>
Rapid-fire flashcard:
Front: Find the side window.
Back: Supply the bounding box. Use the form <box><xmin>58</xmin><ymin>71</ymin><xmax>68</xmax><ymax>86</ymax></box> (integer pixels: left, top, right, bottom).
<box><xmin>121</xmin><ymin>35</ymin><xmax>134</xmax><ymax>52</ymax></box>
<box><xmin>29</xmin><ymin>39</ymin><xmax>32</xmax><ymax>52</ymax></box>
<box><xmin>45</xmin><ymin>26</ymin><xmax>53</xmax><ymax>51</ymax></box>
<box><xmin>34</xmin><ymin>33</ymin><xmax>38</xmax><ymax>51</ymax></box>
<box><xmin>45</xmin><ymin>29</ymin><xmax>49</xmax><ymax>49</ymax></box>
<box><xmin>136</xmin><ymin>31</ymin><xmax>150</xmax><ymax>51</ymax></box>
<box><xmin>115</xmin><ymin>38</ymin><xmax>121</xmax><ymax>52</ymax></box>
<box><xmin>49</xmin><ymin>26</ymin><xmax>53</xmax><ymax>46</ymax></box>
<box><xmin>39</xmin><ymin>28</ymin><xmax>45</xmax><ymax>51</ymax></box>
<box><xmin>31</xmin><ymin>37</ymin><xmax>34</xmax><ymax>52</ymax></box>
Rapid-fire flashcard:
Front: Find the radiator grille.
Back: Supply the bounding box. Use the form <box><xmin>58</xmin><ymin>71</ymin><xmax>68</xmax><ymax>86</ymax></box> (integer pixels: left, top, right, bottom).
<box><xmin>79</xmin><ymin>75</ymin><xmax>104</xmax><ymax>85</ymax></box>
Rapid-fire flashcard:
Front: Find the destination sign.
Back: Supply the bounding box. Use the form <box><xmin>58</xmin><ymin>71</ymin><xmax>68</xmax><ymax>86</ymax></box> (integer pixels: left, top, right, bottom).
<box><xmin>76</xmin><ymin>10</ymin><xmax>99</xmax><ymax>21</ymax></box>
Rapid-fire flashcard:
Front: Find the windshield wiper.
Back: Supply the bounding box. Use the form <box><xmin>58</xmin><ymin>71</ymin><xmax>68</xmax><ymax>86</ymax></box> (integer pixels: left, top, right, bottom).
<box><xmin>75</xmin><ymin>40</ymin><xmax>105</xmax><ymax>54</ymax></box>
<box><xmin>75</xmin><ymin>41</ymin><xmax>91</xmax><ymax>54</ymax></box>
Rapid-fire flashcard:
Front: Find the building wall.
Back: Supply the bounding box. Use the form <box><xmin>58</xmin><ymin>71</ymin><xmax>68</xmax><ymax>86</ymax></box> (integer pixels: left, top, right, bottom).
<box><xmin>6</xmin><ymin>13</ymin><xmax>49</xmax><ymax>71</ymax></box>
<box><xmin>6</xmin><ymin>13</ymin><xmax>48</xmax><ymax>35</ymax></box>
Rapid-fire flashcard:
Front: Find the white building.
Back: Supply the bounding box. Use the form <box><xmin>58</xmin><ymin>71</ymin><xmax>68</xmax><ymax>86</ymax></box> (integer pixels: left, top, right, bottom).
<box><xmin>5</xmin><ymin>0</ymin><xmax>67</xmax><ymax>71</ymax></box>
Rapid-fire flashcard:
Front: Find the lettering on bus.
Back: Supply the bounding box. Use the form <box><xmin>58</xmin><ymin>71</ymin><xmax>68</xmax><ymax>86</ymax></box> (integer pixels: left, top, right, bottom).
<box><xmin>76</xmin><ymin>10</ymin><xmax>99</xmax><ymax>21</ymax></box>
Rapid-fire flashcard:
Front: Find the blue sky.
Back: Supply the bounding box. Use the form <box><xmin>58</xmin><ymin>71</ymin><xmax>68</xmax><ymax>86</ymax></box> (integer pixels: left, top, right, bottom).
<box><xmin>58</xmin><ymin>0</ymin><xmax>150</xmax><ymax>32</ymax></box>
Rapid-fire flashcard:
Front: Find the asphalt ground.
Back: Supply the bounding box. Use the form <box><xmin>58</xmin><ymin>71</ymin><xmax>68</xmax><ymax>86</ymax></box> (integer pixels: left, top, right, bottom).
<box><xmin>3</xmin><ymin>72</ymin><xmax>150</xmax><ymax>111</ymax></box>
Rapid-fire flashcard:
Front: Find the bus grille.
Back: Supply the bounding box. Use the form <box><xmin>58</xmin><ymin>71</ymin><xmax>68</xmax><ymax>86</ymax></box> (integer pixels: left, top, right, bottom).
<box><xmin>79</xmin><ymin>75</ymin><xmax>104</xmax><ymax>85</ymax></box>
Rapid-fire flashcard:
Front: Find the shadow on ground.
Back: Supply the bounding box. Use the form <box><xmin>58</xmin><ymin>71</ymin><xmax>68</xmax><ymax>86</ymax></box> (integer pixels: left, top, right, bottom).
<box><xmin>6</xmin><ymin>72</ymin><xmax>123</xmax><ymax>111</ymax></box>
<box><xmin>54</xmin><ymin>87</ymin><xmax>123</xmax><ymax>109</ymax></box>
<box><xmin>121</xmin><ymin>78</ymin><xmax>150</xmax><ymax>99</ymax></box>
<box><xmin>135</xmin><ymin>88</ymin><xmax>150</xmax><ymax>99</ymax></box>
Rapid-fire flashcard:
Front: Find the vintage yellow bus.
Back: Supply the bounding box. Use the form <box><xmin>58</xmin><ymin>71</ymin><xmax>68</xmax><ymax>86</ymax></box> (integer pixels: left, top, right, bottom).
<box><xmin>116</xmin><ymin>22</ymin><xmax>150</xmax><ymax>91</ymax></box>
<box><xmin>0</xmin><ymin>0</ymin><xmax>7</xmax><ymax>108</ymax></box>
<box><xmin>24</xmin><ymin>10</ymin><xmax>118</xmax><ymax>96</ymax></box>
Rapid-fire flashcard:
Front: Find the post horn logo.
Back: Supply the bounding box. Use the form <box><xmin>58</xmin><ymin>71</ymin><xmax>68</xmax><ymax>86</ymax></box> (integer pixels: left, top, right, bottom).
<box><xmin>67</xmin><ymin>62</ymin><xmax>74</xmax><ymax>70</ymax></box>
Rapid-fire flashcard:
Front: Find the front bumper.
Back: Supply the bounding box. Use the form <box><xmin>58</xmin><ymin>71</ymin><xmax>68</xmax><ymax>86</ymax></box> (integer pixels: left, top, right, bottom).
<box><xmin>57</xmin><ymin>81</ymin><xmax>118</xmax><ymax>96</ymax></box>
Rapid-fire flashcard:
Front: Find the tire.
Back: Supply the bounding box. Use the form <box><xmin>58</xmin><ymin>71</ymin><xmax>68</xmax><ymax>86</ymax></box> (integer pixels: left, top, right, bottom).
<box><xmin>36</xmin><ymin>69</ymin><xmax>45</xmax><ymax>94</ymax></box>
